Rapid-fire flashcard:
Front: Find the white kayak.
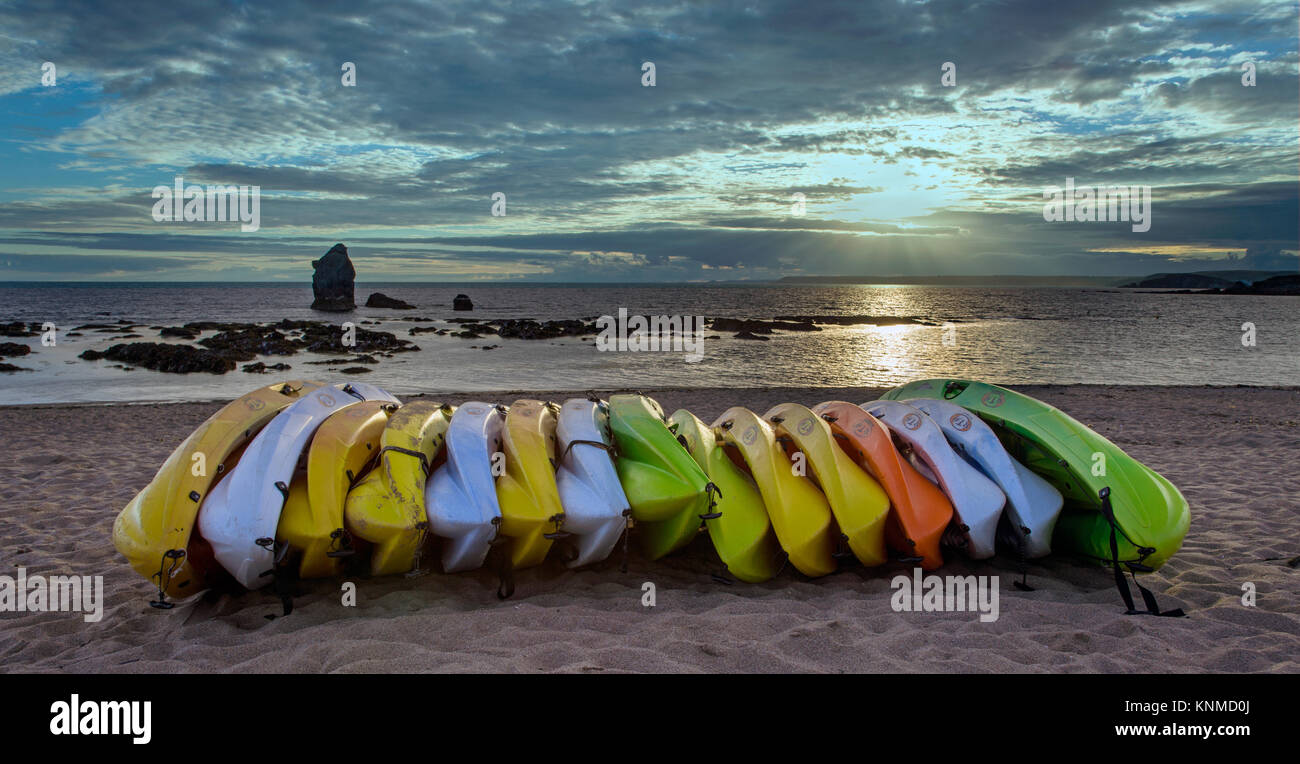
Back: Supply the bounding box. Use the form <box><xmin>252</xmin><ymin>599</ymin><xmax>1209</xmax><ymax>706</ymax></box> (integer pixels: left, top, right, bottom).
<box><xmin>860</xmin><ymin>399</ymin><xmax>1006</xmax><ymax>559</ymax></box>
<box><xmin>904</xmin><ymin>397</ymin><xmax>1063</xmax><ymax>558</ymax></box>
<box><xmin>199</xmin><ymin>382</ymin><xmax>400</xmax><ymax>589</ymax></box>
<box><xmin>555</xmin><ymin>398</ymin><xmax>631</xmax><ymax>568</ymax></box>
<box><xmin>425</xmin><ymin>401</ymin><xmax>505</xmax><ymax>572</ymax></box>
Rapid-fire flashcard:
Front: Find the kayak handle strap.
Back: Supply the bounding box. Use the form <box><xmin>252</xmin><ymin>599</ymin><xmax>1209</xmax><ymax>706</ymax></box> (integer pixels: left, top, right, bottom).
<box><xmin>1100</xmin><ymin>487</ymin><xmax>1184</xmax><ymax>617</ymax></box>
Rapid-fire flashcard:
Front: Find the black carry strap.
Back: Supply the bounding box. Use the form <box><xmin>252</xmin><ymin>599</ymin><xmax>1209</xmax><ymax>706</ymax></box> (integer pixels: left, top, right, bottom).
<box><xmin>378</xmin><ymin>445</ymin><xmax>431</xmax><ymax>475</ymax></box>
<box><xmin>405</xmin><ymin>521</ymin><xmax>430</xmax><ymax>578</ymax></box>
<box><xmin>619</xmin><ymin>509</ymin><xmax>633</xmax><ymax>573</ymax></box>
<box><xmin>149</xmin><ymin>548</ymin><xmax>186</xmax><ymax>609</ymax></box>
<box><xmin>699</xmin><ymin>482</ymin><xmax>723</xmax><ymax>520</ymax></box>
<box><xmin>326</xmin><ymin>527</ymin><xmax>355</xmax><ymax>558</ymax></box>
<box><xmin>255</xmin><ymin>536</ymin><xmax>294</xmax><ymax>617</ymax></box>
<box><xmin>1099</xmin><ymin>487</ymin><xmax>1184</xmax><ymax>617</ymax></box>
<box><xmin>558</xmin><ymin>438</ymin><xmax>613</xmax><ymax>464</ymax></box>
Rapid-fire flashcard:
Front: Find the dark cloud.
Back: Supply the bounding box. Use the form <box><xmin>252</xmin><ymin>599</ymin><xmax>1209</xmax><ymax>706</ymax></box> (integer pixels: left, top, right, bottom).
<box><xmin>0</xmin><ymin>0</ymin><xmax>1295</xmax><ymax>280</ymax></box>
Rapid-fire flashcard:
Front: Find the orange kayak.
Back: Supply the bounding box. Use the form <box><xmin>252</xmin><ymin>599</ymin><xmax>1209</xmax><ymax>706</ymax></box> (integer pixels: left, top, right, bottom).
<box><xmin>811</xmin><ymin>402</ymin><xmax>953</xmax><ymax>570</ymax></box>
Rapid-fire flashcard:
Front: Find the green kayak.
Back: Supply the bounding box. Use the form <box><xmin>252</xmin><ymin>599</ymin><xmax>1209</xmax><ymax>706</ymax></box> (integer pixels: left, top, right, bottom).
<box><xmin>668</xmin><ymin>409</ymin><xmax>783</xmax><ymax>583</ymax></box>
<box><xmin>608</xmin><ymin>394</ymin><xmax>711</xmax><ymax>559</ymax></box>
<box><xmin>882</xmin><ymin>379</ymin><xmax>1189</xmax><ymax>572</ymax></box>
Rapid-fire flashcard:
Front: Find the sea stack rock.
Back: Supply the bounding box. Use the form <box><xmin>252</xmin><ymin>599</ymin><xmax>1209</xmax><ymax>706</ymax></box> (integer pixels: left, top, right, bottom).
<box><xmin>365</xmin><ymin>292</ymin><xmax>416</xmax><ymax>309</ymax></box>
<box><xmin>311</xmin><ymin>243</ymin><xmax>356</xmax><ymax>312</ymax></box>
<box><xmin>453</xmin><ymin>293</ymin><xmax>473</xmax><ymax>311</ymax></box>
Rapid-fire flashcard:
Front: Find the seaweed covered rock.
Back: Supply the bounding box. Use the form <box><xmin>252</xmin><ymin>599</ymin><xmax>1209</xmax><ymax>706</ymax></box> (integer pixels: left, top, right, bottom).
<box><xmin>80</xmin><ymin>343</ymin><xmax>235</xmax><ymax>374</ymax></box>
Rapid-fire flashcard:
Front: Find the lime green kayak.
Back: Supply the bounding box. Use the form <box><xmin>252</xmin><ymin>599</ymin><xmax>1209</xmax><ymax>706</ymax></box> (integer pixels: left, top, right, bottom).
<box><xmin>609</xmin><ymin>394</ymin><xmax>711</xmax><ymax>559</ymax></box>
<box><xmin>881</xmin><ymin>379</ymin><xmax>1189</xmax><ymax>572</ymax></box>
<box><xmin>668</xmin><ymin>409</ymin><xmax>783</xmax><ymax>582</ymax></box>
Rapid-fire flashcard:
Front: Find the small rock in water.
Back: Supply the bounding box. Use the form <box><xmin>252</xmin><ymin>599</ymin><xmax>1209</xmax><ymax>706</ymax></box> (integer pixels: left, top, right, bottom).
<box><xmin>0</xmin><ymin>343</ymin><xmax>32</xmax><ymax>358</ymax></box>
<box><xmin>365</xmin><ymin>292</ymin><xmax>416</xmax><ymax>310</ymax></box>
<box><xmin>0</xmin><ymin>363</ymin><xmax>32</xmax><ymax>372</ymax></box>
<box><xmin>453</xmin><ymin>294</ymin><xmax>473</xmax><ymax>311</ymax></box>
<box><xmin>242</xmin><ymin>361</ymin><xmax>292</xmax><ymax>373</ymax></box>
<box><xmin>338</xmin><ymin>366</ymin><xmax>372</xmax><ymax>374</ymax></box>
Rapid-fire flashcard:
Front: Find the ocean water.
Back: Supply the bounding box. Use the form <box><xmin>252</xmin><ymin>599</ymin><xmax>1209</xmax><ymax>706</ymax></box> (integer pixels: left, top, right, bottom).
<box><xmin>1</xmin><ymin>282</ymin><xmax>1296</xmax><ymax>404</ymax></box>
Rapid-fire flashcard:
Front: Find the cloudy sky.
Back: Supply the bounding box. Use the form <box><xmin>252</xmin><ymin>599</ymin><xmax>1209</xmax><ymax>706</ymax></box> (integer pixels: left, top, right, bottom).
<box><xmin>0</xmin><ymin>0</ymin><xmax>1296</xmax><ymax>282</ymax></box>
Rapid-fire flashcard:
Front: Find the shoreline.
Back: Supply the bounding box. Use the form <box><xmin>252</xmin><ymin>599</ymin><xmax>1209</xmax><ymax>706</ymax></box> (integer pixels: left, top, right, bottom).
<box><xmin>2</xmin><ymin>384</ymin><xmax>1297</xmax><ymax>673</ymax></box>
<box><xmin>2</xmin><ymin>382</ymin><xmax>1299</xmax><ymax>411</ymax></box>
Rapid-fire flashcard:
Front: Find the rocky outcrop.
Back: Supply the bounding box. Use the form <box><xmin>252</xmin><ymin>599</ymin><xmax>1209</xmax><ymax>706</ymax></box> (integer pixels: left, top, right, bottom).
<box><xmin>311</xmin><ymin>243</ymin><xmax>356</xmax><ymax>312</ymax></box>
<box><xmin>1</xmin><ymin>322</ymin><xmax>39</xmax><ymax>337</ymax></box>
<box><xmin>365</xmin><ymin>292</ymin><xmax>416</xmax><ymax>309</ymax></box>
<box><xmin>1220</xmin><ymin>274</ymin><xmax>1300</xmax><ymax>295</ymax></box>
<box><xmin>495</xmin><ymin>319</ymin><xmax>596</xmax><ymax>339</ymax></box>
<box><xmin>710</xmin><ymin>317</ymin><xmax>820</xmax><ymax>334</ymax></box>
<box><xmin>1120</xmin><ymin>273</ymin><xmax>1231</xmax><ymax>289</ymax></box>
<box><xmin>453</xmin><ymin>294</ymin><xmax>473</xmax><ymax>311</ymax></box>
<box><xmin>0</xmin><ymin>343</ymin><xmax>31</xmax><ymax>357</ymax></box>
<box><xmin>80</xmin><ymin>343</ymin><xmax>236</xmax><ymax>374</ymax></box>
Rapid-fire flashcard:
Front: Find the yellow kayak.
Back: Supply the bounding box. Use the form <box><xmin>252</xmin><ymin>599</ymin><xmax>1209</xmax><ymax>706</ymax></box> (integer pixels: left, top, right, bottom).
<box><xmin>277</xmin><ymin>401</ymin><xmax>396</xmax><ymax>579</ymax></box>
<box><xmin>495</xmin><ymin>400</ymin><xmax>566</xmax><ymax>571</ymax></box>
<box><xmin>713</xmin><ymin>407</ymin><xmax>837</xmax><ymax>577</ymax></box>
<box><xmin>113</xmin><ymin>380</ymin><xmax>320</xmax><ymax>604</ymax></box>
<box><xmin>344</xmin><ymin>401</ymin><xmax>454</xmax><ymax>576</ymax></box>
<box><xmin>764</xmin><ymin>403</ymin><xmax>890</xmax><ymax>567</ymax></box>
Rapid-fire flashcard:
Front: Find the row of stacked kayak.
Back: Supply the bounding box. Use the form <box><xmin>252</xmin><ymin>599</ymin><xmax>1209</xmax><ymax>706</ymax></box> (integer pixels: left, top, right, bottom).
<box><xmin>114</xmin><ymin>378</ymin><xmax>1190</xmax><ymax>607</ymax></box>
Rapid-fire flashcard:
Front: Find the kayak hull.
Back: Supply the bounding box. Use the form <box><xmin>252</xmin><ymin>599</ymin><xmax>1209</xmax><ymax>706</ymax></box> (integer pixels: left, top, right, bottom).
<box><xmin>495</xmin><ymin>400</ymin><xmax>565</xmax><ymax>570</ymax></box>
<box><xmin>669</xmin><ymin>409</ymin><xmax>782</xmax><ymax>583</ymax></box>
<box><xmin>555</xmin><ymin>399</ymin><xmax>630</xmax><ymax>568</ymax></box>
<box><xmin>426</xmin><ymin>402</ymin><xmax>504</xmax><ymax>573</ymax></box>
<box><xmin>345</xmin><ymin>400</ymin><xmax>453</xmax><ymax>576</ymax></box>
<box><xmin>609</xmin><ymin>394</ymin><xmax>711</xmax><ymax>559</ymax></box>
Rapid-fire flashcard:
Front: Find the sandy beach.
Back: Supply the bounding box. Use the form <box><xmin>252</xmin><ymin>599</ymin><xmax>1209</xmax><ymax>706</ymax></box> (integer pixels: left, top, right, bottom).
<box><xmin>1</xmin><ymin>384</ymin><xmax>1297</xmax><ymax>674</ymax></box>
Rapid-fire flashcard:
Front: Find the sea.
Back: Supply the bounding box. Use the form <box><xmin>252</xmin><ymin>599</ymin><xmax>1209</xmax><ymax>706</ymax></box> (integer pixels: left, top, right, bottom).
<box><xmin>1</xmin><ymin>282</ymin><xmax>1296</xmax><ymax>405</ymax></box>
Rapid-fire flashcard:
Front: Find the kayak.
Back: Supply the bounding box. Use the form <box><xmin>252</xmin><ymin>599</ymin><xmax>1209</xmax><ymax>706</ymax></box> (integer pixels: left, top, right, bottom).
<box><xmin>345</xmin><ymin>399</ymin><xmax>454</xmax><ymax>576</ymax></box>
<box><xmin>276</xmin><ymin>399</ymin><xmax>398</xmax><ymax>578</ymax></box>
<box><xmin>881</xmin><ymin>379</ymin><xmax>1189</xmax><ymax>571</ymax></box>
<box><xmin>113</xmin><ymin>380</ymin><xmax>320</xmax><ymax>603</ymax></box>
<box><xmin>668</xmin><ymin>409</ymin><xmax>782</xmax><ymax>583</ymax></box>
<box><xmin>811</xmin><ymin>402</ymin><xmax>952</xmax><ymax>570</ymax></box>
<box><xmin>764</xmin><ymin>403</ymin><xmax>890</xmax><ymax>567</ymax></box>
<box><xmin>861</xmin><ymin>399</ymin><xmax>1005</xmax><ymax>559</ymax></box>
<box><xmin>555</xmin><ymin>398</ymin><xmax>631</xmax><ymax>568</ymax></box>
<box><xmin>608</xmin><ymin>394</ymin><xmax>711</xmax><ymax>559</ymax></box>
<box><xmin>200</xmin><ymin>382</ymin><xmax>399</xmax><ymax>589</ymax></box>
<box><xmin>494</xmin><ymin>399</ymin><xmax>565</xmax><ymax>570</ymax></box>
<box><xmin>903</xmin><ymin>397</ymin><xmax>1062</xmax><ymax>558</ymax></box>
<box><xmin>713</xmin><ymin>407</ymin><xmax>836</xmax><ymax>578</ymax></box>
<box><xmin>425</xmin><ymin>402</ymin><xmax>505</xmax><ymax>573</ymax></box>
